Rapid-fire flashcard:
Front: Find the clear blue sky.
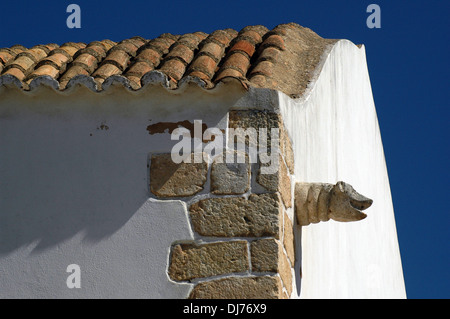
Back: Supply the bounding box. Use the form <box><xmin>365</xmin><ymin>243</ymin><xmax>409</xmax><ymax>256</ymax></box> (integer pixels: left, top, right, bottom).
<box><xmin>0</xmin><ymin>0</ymin><xmax>448</xmax><ymax>299</ymax></box>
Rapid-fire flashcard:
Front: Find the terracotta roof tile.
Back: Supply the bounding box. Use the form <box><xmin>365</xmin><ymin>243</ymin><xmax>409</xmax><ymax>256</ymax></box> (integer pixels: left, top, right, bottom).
<box><xmin>26</xmin><ymin>42</ymin><xmax>86</xmax><ymax>84</ymax></box>
<box><xmin>0</xmin><ymin>23</ymin><xmax>337</xmax><ymax>97</ymax></box>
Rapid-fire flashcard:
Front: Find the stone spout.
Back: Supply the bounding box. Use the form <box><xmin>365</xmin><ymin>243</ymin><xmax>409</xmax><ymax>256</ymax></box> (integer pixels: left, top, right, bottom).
<box><xmin>294</xmin><ymin>181</ymin><xmax>373</xmax><ymax>226</ymax></box>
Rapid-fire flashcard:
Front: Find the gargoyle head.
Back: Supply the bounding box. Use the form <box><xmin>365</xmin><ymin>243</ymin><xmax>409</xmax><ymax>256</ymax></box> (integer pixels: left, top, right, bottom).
<box><xmin>328</xmin><ymin>181</ymin><xmax>373</xmax><ymax>222</ymax></box>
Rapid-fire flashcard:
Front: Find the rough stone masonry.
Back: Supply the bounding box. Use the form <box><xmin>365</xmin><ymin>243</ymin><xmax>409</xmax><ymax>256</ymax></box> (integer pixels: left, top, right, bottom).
<box><xmin>149</xmin><ymin>109</ymin><xmax>296</xmax><ymax>299</ymax></box>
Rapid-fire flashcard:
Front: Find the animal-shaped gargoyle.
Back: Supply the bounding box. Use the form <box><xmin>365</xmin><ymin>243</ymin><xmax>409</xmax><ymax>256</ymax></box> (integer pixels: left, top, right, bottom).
<box><xmin>294</xmin><ymin>181</ymin><xmax>373</xmax><ymax>226</ymax></box>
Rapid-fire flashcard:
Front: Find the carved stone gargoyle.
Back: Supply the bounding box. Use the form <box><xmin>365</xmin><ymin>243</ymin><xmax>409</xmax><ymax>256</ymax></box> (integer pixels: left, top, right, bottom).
<box><xmin>294</xmin><ymin>181</ymin><xmax>373</xmax><ymax>226</ymax></box>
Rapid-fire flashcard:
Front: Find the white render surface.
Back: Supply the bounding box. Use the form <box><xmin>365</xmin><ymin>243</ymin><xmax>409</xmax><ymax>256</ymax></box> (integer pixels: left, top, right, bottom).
<box><xmin>0</xmin><ymin>38</ymin><xmax>406</xmax><ymax>299</ymax></box>
<box><xmin>279</xmin><ymin>40</ymin><xmax>406</xmax><ymax>298</ymax></box>
<box><xmin>0</xmin><ymin>83</ymin><xmax>245</xmax><ymax>298</ymax></box>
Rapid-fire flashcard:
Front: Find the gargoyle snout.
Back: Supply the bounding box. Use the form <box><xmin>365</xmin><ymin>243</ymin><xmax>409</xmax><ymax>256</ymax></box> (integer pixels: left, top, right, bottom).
<box><xmin>350</xmin><ymin>197</ymin><xmax>373</xmax><ymax>211</ymax></box>
<box><xmin>329</xmin><ymin>182</ymin><xmax>373</xmax><ymax>222</ymax></box>
<box><xmin>336</xmin><ymin>181</ymin><xmax>373</xmax><ymax>210</ymax></box>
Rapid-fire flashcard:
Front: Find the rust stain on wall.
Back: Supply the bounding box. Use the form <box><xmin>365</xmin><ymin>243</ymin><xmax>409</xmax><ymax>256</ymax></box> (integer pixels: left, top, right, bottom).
<box><xmin>147</xmin><ymin>120</ymin><xmax>216</xmax><ymax>142</ymax></box>
<box><xmin>147</xmin><ymin>120</ymin><xmax>206</xmax><ymax>135</ymax></box>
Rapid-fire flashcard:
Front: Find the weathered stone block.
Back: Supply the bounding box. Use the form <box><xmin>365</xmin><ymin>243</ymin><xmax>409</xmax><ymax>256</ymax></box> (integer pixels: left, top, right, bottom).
<box><xmin>283</xmin><ymin>213</ymin><xmax>295</xmax><ymax>265</ymax></box>
<box><xmin>168</xmin><ymin>241</ymin><xmax>249</xmax><ymax>281</ymax></box>
<box><xmin>228</xmin><ymin>110</ymin><xmax>280</xmax><ymax>133</ymax></box>
<box><xmin>250</xmin><ymin>238</ymin><xmax>292</xmax><ymax>296</ymax></box>
<box><xmin>228</xmin><ymin>110</ymin><xmax>280</xmax><ymax>152</ymax></box>
<box><xmin>280</xmin><ymin>126</ymin><xmax>294</xmax><ymax>174</ymax></box>
<box><xmin>250</xmin><ymin>238</ymin><xmax>279</xmax><ymax>272</ymax></box>
<box><xmin>228</xmin><ymin>110</ymin><xmax>294</xmax><ymax>174</ymax></box>
<box><xmin>189</xmin><ymin>193</ymin><xmax>282</xmax><ymax>238</ymax></box>
<box><xmin>150</xmin><ymin>153</ymin><xmax>207</xmax><ymax>197</ymax></box>
<box><xmin>228</xmin><ymin>109</ymin><xmax>294</xmax><ymax>205</ymax></box>
<box><xmin>211</xmin><ymin>150</ymin><xmax>250</xmax><ymax>195</ymax></box>
<box><xmin>257</xmin><ymin>155</ymin><xmax>292</xmax><ymax>208</ymax></box>
<box><xmin>188</xmin><ymin>276</ymin><xmax>285</xmax><ymax>299</ymax></box>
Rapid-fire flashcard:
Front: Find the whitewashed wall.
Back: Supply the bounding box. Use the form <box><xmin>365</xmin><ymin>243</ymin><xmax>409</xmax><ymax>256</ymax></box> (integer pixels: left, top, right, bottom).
<box><xmin>0</xmin><ymin>39</ymin><xmax>406</xmax><ymax>298</ymax></box>
<box><xmin>279</xmin><ymin>40</ymin><xmax>406</xmax><ymax>298</ymax></box>
<box><xmin>0</xmin><ymin>83</ymin><xmax>245</xmax><ymax>298</ymax></box>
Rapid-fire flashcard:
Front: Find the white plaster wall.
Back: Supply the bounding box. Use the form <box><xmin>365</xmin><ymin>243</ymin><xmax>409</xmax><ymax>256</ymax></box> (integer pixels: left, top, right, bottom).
<box><xmin>0</xmin><ymin>39</ymin><xmax>406</xmax><ymax>298</ymax></box>
<box><xmin>0</xmin><ymin>83</ymin><xmax>246</xmax><ymax>298</ymax></box>
<box><xmin>279</xmin><ymin>40</ymin><xmax>406</xmax><ymax>298</ymax></box>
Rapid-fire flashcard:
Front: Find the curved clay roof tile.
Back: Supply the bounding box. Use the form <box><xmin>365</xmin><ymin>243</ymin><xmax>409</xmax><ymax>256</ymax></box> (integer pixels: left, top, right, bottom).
<box><xmin>0</xmin><ymin>23</ymin><xmax>337</xmax><ymax>97</ymax></box>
